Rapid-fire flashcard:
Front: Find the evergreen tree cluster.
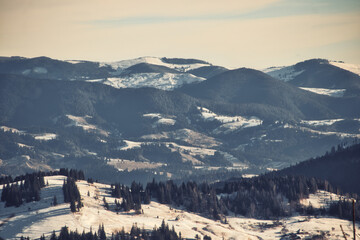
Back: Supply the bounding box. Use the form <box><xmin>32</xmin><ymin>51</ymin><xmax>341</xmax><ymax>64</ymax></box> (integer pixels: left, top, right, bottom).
<box><xmin>275</xmin><ymin>142</ymin><xmax>360</xmax><ymax>195</ymax></box>
<box><xmin>62</xmin><ymin>177</ymin><xmax>82</xmax><ymax>212</ymax></box>
<box><xmin>26</xmin><ymin>221</ymin><xmax>181</xmax><ymax>240</ymax></box>
<box><xmin>218</xmin><ymin>175</ymin><xmax>328</xmax><ymax>218</ymax></box>
<box><xmin>328</xmin><ymin>197</ymin><xmax>360</xmax><ymax>221</ymax></box>
<box><xmin>111</xmin><ymin>181</ymin><xmax>145</xmax><ymax>213</ymax></box>
<box><xmin>0</xmin><ymin>168</ymin><xmax>84</xmax><ymax>185</ymax></box>
<box><xmin>58</xmin><ymin>168</ymin><xmax>85</xmax><ymax>181</ymax></box>
<box><xmin>146</xmin><ymin>180</ymin><xmax>227</xmax><ymax>220</ymax></box>
<box><xmin>1</xmin><ymin>172</ymin><xmax>45</xmax><ymax>207</ymax></box>
<box><xmin>0</xmin><ymin>175</ymin><xmax>13</xmax><ymax>185</ymax></box>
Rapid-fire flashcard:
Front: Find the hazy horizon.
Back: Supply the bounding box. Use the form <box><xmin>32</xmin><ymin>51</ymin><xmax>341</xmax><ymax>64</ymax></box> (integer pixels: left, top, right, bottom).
<box><xmin>1</xmin><ymin>0</ymin><xmax>359</xmax><ymax>69</ymax></box>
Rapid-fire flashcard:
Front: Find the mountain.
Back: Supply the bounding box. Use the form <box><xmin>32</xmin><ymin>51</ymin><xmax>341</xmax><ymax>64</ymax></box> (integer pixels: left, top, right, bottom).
<box><xmin>0</xmin><ymin>73</ymin><xmax>198</xmax><ymax>133</ymax></box>
<box><xmin>272</xmin><ymin>142</ymin><xmax>360</xmax><ymax>195</ymax></box>
<box><xmin>178</xmin><ymin>67</ymin><xmax>360</xmax><ymax>120</ymax></box>
<box><xmin>121</xmin><ymin>62</ymin><xmax>180</xmax><ymax>74</ymax></box>
<box><xmin>0</xmin><ymin>56</ymin><xmax>113</xmax><ymax>81</ymax></box>
<box><xmin>1</xmin><ymin>56</ymin><xmax>360</xmax><ymax>186</ymax></box>
<box><xmin>0</xmin><ymin>56</ymin><xmax>214</xmax><ymax>90</ymax></box>
<box><xmin>1</xmin><ymin>71</ymin><xmax>360</xmax><ymax>184</ymax></box>
<box><xmin>265</xmin><ymin>59</ymin><xmax>360</xmax><ymax>97</ymax></box>
<box><xmin>188</xmin><ymin>65</ymin><xmax>228</xmax><ymax>79</ymax></box>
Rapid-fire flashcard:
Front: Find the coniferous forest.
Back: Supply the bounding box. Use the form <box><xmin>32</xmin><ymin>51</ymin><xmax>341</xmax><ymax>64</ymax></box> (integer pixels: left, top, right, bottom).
<box><xmin>21</xmin><ymin>221</ymin><xmax>182</xmax><ymax>240</ymax></box>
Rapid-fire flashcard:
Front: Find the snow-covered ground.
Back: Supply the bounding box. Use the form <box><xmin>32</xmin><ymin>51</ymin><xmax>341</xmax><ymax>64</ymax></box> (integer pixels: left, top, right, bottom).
<box><xmin>91</xmin><ymin>73</ymin><xmax>205</xmax><ymax>91</ymax></box>
<box><xmin>143</xmin><ymin>113</ymin><xmax>176</xmax><ymax>126</ymax></box>
<box><xmin>330</xmin><ymin>61</ymin><xmax>360</xmax><ymax>76</ymax></box>
<box><xmin>300</xmin><ymin>87</ymin><xmax>346</xmax><ymax>97</ymax></box>
<box><xmin>141</xmin><ymin>128</ymin><xmax>220</xmax><ymax>148</ymax></box>
<box><xmin>0</xmin><ymin>126</ymin><xmax>25</xmax><ymax>134</ymax></box>
<box><xmin>284</xmin><ymin>123</ymin><xmax>360</xmax><ymax>138</ymax></box>
<box><xmin>33</xmin><ymin>133</ymin><xmax>57</xmax><ymax>141</ymax></box>
<box><xmin>107</xmin><ymin>158</ymin><xmax>164</xmax><ymax>171</ymax></box>
<box><xmin>1</xmin><ymin>126</ymin><xmax>60</xmax><ymax>141</ymax></box>
<box><xmin>300</xmin><ymin>119</ymin><xmax>344</xmax><ymax>127</ymax></box>
<box><xmin>198</xmin><ymin>107</ymin><xmax>262</xmax><ymax>134</ymax></box>
<box><xmin>66</xmin><ymin>115</ymin><xmax>108</xmax><ymax>136</ymax></box>
<box><xmin>300</xmin><ymin>190</ymin><xmax>343</xmax><ymax>209</ymax></box>
<box><xmin>117</xmin><ymin>140</ymin><xmax>143</xmax><ymax>151</ymax></box>
<box><xmin>0</xmin><ymin>176</ymin><xmax>358</xmax><ymax>240</ymax></box>
<box><xmin>264</xmin><ymin>66</ymin><xmax>304</xmax><ymax>82</ymax></box>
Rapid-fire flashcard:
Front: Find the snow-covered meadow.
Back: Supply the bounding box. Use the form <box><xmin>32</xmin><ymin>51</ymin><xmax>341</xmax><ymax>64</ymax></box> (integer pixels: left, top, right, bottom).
<box><xmin>1</xmin><ymin>176</ymin><xmax>359</xmax><ymax>240</ymax></box>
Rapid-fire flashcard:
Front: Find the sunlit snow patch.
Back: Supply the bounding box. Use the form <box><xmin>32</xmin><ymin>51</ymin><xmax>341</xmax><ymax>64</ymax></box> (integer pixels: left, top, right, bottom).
<box><xmin>66</xmin><ymin>115</ymin><xmax>97</xmax><ymax>130</ymax></box>
<box><xmin>198</xmin><ymin>107</ymin><xmax>262</xmax><ymax>134</ymax></box>
<box><xmin>99</xmin><ymin>73</ymin><xmax>205</xmax><ymax>90</ymax></box>
<box><xmin>265</xmin><ymin>66</ymin><xmax>304</xmax><ymax>82</ymax></box>
<box><xmin>65</xmin><ymin>60</ymin><xmax>84</xmax><ymax>64</ymax></box>
<box><xmin>143</xmin><ymin>113</ymin><xmax>176</xmax><ymax>126</ymax></box>
<box><xmin>300</xmin><ymin>87</ymin><xmax>346</xmax><ymax>97</ymax></box>
<box><xmin>301</xmin><ymin>119</ymin><xmax>344</xmax><ymax>127</ymax></box>
<box><xmin>65</xmin><ymin>115</ymin><xmax>108</xmax><ymax>136</ymax></box>
<box><xmin>0</xmin><ymin>126</ymin><xmax>26</xmax><ymax>134</ymax></box>
<box><xmin>117</xmin><ymin>140</ymin><xmax>143</xmax><ymax>150</ymax></box>
<box><xmin>33</xmin><ymin>67</ymin><xmax>48</xmax><ymax>74</ymax></box>
<box><xmin>300</xmin><ymin>190</ymin><xmax>344</xmax><ymax>209</ymax></box>
<box><xmin>33</xmin><ymin>133</ymin><xmax>57</xmax><ymax>141</ymax></box>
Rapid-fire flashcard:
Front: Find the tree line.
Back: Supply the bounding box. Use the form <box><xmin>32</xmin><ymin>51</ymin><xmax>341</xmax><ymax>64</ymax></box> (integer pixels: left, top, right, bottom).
<box><xmin>21</xmin><ymin>220</ymin><xmax>183</xmax><ymax>240</ymax></box>
<box><xmin>1</xmin><ymin>172</ymin><xmax>45</xmax><ymax>207</ymax></box>
<box><xmin>0</xmin><ymin>168</ymin><xmax>85</xmax><ymax>185</ymax></box>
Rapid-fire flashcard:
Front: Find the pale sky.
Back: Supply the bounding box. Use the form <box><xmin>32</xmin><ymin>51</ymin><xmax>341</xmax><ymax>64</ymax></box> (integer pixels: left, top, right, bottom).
<box><xmin>0</xmin><ymin>0</ymin><xmax>359</xmax><ymax>69</ymax></box>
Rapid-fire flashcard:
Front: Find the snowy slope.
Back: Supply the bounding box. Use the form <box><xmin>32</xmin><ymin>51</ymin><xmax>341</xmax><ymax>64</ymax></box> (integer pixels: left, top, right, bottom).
<box><xmin>90</xmin><ymin>57</ymin><xmax>210</xmax><ymax>90</ymax></box>
<box><xmin>143</xmin><ymin>113</ymin><xmax>176</xmax><ymax>126</ymax></box>
<box><xmin>198</xmin><ymin>107</ymin><xmax>262</xmax><ymax>134</ymax></box>
<box><xmin>99</xmin><ymin>56</ymin><xmax>211</xmax><ymax>73</ymax></box>
<box><xmin>299</xmin><ymin>87</ymin><xmax>346</xmax><ymax>97</ymax></box>
<box><xmin>263</xmin><ymin>66</ymin><xmax>304</xmax><ymax>82</ymax></box>
<box><xmin>88</xmin><ymin>73</ymin><xmax>205</xmax><ymax>90</ymax></box>
<box><xmin>0</xmin><ymin>176</ymin><xmax>358</xmax><ymax>240</ymax></box>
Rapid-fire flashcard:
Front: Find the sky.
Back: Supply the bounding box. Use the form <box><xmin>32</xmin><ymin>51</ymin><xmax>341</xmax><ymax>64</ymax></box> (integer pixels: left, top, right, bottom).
<box><xmin>0</xmin><ymin>0</ymin><xmax>359</xmax><ymax>69</ymax></box>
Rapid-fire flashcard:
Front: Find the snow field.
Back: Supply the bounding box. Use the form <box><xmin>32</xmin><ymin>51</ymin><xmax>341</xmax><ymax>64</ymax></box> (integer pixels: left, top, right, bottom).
<box><xmin>265</xmin><ymin>66</ymin><xmax>304</xmax><ymax>82</ymax></box>
<box><xmin>0</xmin><ymin>126</ymin><xmax>25</xmax><ymax>134</ymax></box>
<box><xmin>98</xmin><ymin>73</ymin><xmax>205</xmax><ymax>90</ymax></box>
<box><xmin>143</xmin><ymin>113</ymin><xmax>176</xmax><ymax>126</ymax></box>
<box><xmin>1</xmin><ymin>176</ymin><xmax>359</xmax><ymax>240</ymax></box>
<box><xmin>33</xmin><ymin>133</ymin><xmax>57</xmax><ymax>141</ymax></box>
<box><xmin>284</xmin><ymin>123</ymin><xmax>360</xmax><ymax>138</ymax></box>
<box><xmin>300</xmin><ymin>119</ymin><xmax>344</xmax><ymax>127</ymax></box>
<box><xmin>197</xmin><ymin>107</ymin><xmax>262</xmax><ymax>134</ymax></box>
<box><xmin>299</xmin><ymin>87</ymin><xmax>346</xmax><ymax>97</ymax></box>
<box><xmin>66</xmin><ymin>115</ymin><xmax>109</xmax><ymax>136</ymax></box>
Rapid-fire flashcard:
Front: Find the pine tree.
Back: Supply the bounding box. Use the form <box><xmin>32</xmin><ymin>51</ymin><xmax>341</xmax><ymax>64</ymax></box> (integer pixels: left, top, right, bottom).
<box><xmin>70</xmin><ymin>200</ymin><xmax>77</xmax><ymax>212</ymax></box>
<box><xmin>98</xmin><ymin>224</ymin><xmax>106</xmax><ymax>240</ymax></box>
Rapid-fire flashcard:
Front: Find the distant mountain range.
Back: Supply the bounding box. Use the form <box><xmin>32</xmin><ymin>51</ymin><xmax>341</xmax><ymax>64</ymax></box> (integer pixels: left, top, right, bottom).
<box><xmin>0</xmin><ymin>56</ymin><xmax>359</xmax><ymax>184</ymax></box>
<box><xmin>264</xmin><ymin>59</ymin><xmax>360</xmax><ymax>97</ymax></box>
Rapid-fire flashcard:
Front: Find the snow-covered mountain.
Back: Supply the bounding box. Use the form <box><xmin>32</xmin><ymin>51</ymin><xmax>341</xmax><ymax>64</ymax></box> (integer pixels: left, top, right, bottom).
<box><xmin>1</xmin><ymin>56</ymin><xmax>360</xmax><ymax>187</ymax></box>
<box><xmin>263</xmin><ymin>59</ymin><xmax>360</xmax><ymax>97</ymax></box>
<box><xmin>99</xmin><ymin>56</ymin><xmax>212</xmax><ymax>73</ymax></box>
<box><xmin>0</xmin><ymin>56</ymin><xmax>219</xmax><ymax>90</ymax></box>
<box><xmin>88</xmin><ymin>72</ymin><xmax>205</xmax><ymax>91</ymax></box>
